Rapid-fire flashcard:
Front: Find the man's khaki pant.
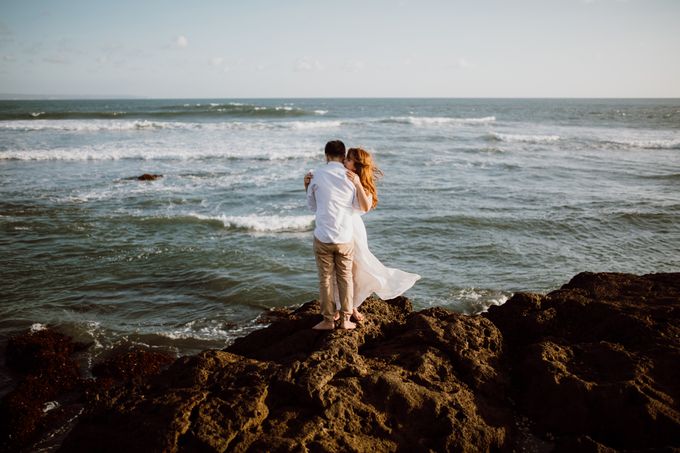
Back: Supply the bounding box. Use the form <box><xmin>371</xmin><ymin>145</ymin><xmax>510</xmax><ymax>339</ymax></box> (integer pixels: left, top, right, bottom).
<box><xmin>313</xmin><ymin>237</ymin><xmax>354</xmax><ymax>322</ymax></box>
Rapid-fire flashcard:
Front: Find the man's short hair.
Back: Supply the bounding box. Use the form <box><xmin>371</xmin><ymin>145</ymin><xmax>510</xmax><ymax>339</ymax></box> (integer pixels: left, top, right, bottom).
<box><xmin>325</xmin><ymin>140</ymin><xmax>346</xmax><ymax>159</ymax></box>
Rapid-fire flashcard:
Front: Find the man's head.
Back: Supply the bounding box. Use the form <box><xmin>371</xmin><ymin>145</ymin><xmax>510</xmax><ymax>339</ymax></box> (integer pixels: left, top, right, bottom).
<box><xmin>325</xmin><ymin>140</ymin><xmax>346</xmax><ymax>162</ymax></box>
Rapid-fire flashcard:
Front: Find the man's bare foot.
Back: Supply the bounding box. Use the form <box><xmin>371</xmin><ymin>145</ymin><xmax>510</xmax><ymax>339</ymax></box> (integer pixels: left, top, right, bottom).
<box><xmin>352</xmin><ymin>309</ymin><xmax>365</xmax><ymax>322</ymax></box>
<box><xmin>339</xmin><ymin>314</ymin><xmax>356</xmax><ymax>330</ymax></box>
<box><xmin>312</xmin><ymin>320</ymin><xmax>335</xmax><ymax>330</ymax></box>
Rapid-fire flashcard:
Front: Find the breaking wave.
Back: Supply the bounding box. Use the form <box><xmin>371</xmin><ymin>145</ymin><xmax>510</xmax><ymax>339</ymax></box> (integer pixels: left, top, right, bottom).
<box><xmin>0</xmin><ymin>119</ymin><xmax>342</xmax><ymax>132</ymax></box>
<box><xmin>382</xmin><ymin>116</ymin><xmax>496</xmax><ymax>126</ymax></box>
<box><xmin>486</xmin><ymin>132</ymin><xmax>561</xmax><ymax>143</ymax></box>
<box><xmin>188</xmin><ymin>213</ymin><xmax>315</xmax><ymax>232</ymax></box>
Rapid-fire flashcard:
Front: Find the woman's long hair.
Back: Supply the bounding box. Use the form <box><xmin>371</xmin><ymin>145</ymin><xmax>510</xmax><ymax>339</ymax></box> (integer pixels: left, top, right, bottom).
<box><xmin>347</xmin><ymin>147</ymin><xmax>383</xmax><ymax>210</ymax></box>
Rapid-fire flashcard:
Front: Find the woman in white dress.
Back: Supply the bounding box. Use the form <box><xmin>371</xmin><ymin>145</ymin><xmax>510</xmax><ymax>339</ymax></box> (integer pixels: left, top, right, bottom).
<box><xmin>337</xmin><ymin>147</ymin><xmax>420</xmax><ymax>322</ymax></box>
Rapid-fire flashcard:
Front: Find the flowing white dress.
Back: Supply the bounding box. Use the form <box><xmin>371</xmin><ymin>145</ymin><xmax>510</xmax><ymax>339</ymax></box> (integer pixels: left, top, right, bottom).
<box><xmin>334</xmin><ymin>205</ymin><xmax>421</xmax><ymax>310</ymax></box>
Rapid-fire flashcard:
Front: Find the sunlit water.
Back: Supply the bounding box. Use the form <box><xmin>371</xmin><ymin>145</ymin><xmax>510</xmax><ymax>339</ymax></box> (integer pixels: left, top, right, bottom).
<box><xmin>1</xmin><ymin>98</ymin><xmax>679</xmax><ymax>366</ymax></box>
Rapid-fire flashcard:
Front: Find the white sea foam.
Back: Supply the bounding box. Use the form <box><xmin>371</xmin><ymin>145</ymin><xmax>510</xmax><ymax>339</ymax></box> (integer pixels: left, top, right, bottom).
<box><xmin>288</xmin><ymin>120</ymin><xmax>341</xmax><ymax>130</ymax></box>
<box><xmin>160</xmin><ymin>319</ymin><xmax>232</xmax><ymax>340</ymax></box>
<box><xmin>389</xmin><ymin>116</ymin><xmax>496</xmax><ymax>126</ymax></box>
<box><xmin>489</xmin><ymin>132</ymin><xmax>560</xmax><ymax>143</ymax></box>
<box><xmin>30</xmin><ymin>322</ymin><xmax>47</xmax><ymax>332</ymax></box>
<box><xmin>605</xmin><ymin>138</ymin><xmax>680</xmax><ymax>150</ymax></box>
<box><xmin>0</xmin><ymin>118</ymin><xmax>342</xmax><ymax>133</ymax></box>
<box><xmin>43</xmin><ymin>401</ymin><xmax>60</xmax><ymax>413</ymax></box>
<box><xmin>0</xmin><ymin>119</ymin><xmax>187</xmax><ymax>132</ymax></box>
<box><xmin>429</xmin><ymin>288</ymin><xmax>510</xmax><ymax>315</ymax></box>
<box><xmin>0</xmin><ymin>142</ymin><xmax>321</xmax><ymax>161</ymax></box>
<box><xmin>190</xmin><ymin>213</ymin><xmax>315</xmax><ymax>232</ymax></box>
<box><xmin>155</xmin><ymin>318</ymin><xmax>265</xmax><ymax>343</ymax></box>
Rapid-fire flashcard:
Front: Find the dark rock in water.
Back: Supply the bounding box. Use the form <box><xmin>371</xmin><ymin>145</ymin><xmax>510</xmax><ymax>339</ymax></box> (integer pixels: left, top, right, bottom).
<box><xmin>137</xmin><ymin>173</ymin><xmax>163</xmax><ymax>181</ymax></box>
<box><xmin>0</xmin><ymin>330</ymin><xmax>174</xmax><ymax>452</ymax></box>
<box><xmin>9</xmin><ymin>272</ymin><xmax>680</xmax><ymax>452</ymax></box>
<box><xmin>0</xmin><ymin>329</ymin><xmax>84</xmax><ymax>451</ymax></box>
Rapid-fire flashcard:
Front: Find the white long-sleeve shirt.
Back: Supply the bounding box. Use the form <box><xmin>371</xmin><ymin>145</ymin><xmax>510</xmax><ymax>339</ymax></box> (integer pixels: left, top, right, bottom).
<box><xmin>306</xmin><ymin>161</ymin><xmax>358</xmax><ymax>244</ymax></box>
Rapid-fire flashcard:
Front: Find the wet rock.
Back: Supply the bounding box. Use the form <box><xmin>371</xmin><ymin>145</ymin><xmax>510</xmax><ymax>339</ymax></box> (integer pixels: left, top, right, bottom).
<box><xmin>0</xmin><ymin>329</ymin><xmax>84</xmax><ymax>451</ymax></box>
<box><xmin>0</xmin><ymin>330</ymin><xmax>175</xmax><ymax>452</ymax></box>
<box><xmin>136</xmin><ymin>173</ymin><xmax>163</xmax><ymax>181</ymax></box>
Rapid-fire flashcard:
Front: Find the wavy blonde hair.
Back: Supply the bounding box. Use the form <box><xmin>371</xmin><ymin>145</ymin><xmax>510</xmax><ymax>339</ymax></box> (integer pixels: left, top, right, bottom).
<box><xmin>347</xmin><ymin>147</ymin><xmax>383</xmax><ymax>210</ymax></box>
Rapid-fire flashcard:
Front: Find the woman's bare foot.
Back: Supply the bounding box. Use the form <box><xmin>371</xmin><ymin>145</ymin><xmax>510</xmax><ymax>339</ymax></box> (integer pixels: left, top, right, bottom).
<box><xmin>352</xmin><ymin>309</ymin><xmax>365</xmax><ymax>322</ymax></box>
<box><xmin>312</xmin><ymin>319</ymin><xmax>335</xmax><ymax>330</ymax></box>
<box><xmin>333</xmin><ymin>311</ymin><xmax>340</xmax><ymax>321</ymax></box>
<box><xmin>339</xmin><ymin>314</ymin><xmax>356</xmax><ymax>330</ymax></box>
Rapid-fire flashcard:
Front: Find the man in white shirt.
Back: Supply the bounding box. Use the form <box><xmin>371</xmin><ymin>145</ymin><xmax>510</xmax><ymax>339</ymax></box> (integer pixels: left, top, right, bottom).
<box><xmin>305</xmin><ymin>140</ymin><xmax>358</xmax><ymax>330</ymax></box>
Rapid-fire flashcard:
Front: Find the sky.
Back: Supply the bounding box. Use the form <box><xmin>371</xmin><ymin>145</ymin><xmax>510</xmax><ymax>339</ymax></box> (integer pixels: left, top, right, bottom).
<box><xmin>1</xmin><ymin>0</ymin><xmax>679</xmax><ymax>98</ymax></box>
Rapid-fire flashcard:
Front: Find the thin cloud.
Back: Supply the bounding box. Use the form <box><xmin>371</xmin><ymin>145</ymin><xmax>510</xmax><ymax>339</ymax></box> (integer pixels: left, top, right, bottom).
<box><xmin>210</xmin><ymin>57</ymin><xmax>230</xmax><ymax>72</ymax></box>
<box><xmin>343</xmin><ymin>59</ymin><xmax>365</xmax><ymax>73</ymax></box>
<box><xmin>295</xmin><ymin>57</ymin><xmax>323</xmax><ymax>72</ymax></box>
<box><xmin>442</xmin><ymin>57</ymin><xmax>476</xmax><ymax>70</ymax></box>
<box><xmin>457</xmin><ymin>58</ymin><xmax>474</xmax><ymax>69</ymax></box>
<box><xmin>43</xmin><ymin>56</ymin><xmax>70</xmax><ymax>65</ymax></box>
<box><xmin>175</xmin><ymin>35</ymin><xmax>188</xmax><ymax>49</ymax></box>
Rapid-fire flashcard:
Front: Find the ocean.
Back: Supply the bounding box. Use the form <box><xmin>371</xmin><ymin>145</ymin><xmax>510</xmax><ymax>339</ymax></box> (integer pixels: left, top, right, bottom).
<box><xmin>1</xmin><ymin>98</ymin><xmax>679</xmax><ymax>377</ymax></box>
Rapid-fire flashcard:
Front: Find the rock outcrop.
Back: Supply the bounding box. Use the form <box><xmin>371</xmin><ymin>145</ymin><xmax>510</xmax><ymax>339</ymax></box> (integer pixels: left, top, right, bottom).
<box><xmin>485</xmin><ymin>272</ymin><xmax>680</xmax><ymax>451</ymax></box>
<box><xmin>2</xmin><ymin>272</ymin><xmax>679</xmax><ymax>452</ymax></box>
<box><xmin>136</xmin><ymin>173</ymin><xmax>163</xmax><ymax>181</ymax></box>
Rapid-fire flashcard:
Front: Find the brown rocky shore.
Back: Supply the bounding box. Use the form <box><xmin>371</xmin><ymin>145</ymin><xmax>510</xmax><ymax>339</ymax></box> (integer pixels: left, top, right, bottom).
<box><xmin>1</xmin><ymin>272</ymin><xmax>679</xmax><ymax>452</ymax></box>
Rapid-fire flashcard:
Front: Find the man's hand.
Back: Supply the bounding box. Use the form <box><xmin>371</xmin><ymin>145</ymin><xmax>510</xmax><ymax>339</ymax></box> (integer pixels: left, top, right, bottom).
<box><xmin>304</xmin><ymin>172</ymin><xmax>313</xmax><ymax>191</ymax></box>
<box><xmin>346</xmin><ymin>170</ymin><xmax>360</xmax><ymax>187</ymax></box>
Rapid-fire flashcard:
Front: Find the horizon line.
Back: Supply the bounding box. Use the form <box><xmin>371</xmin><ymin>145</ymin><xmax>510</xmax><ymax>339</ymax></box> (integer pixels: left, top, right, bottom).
<box><xmin>2</xmin><ymin>94</ymin><xmax>680</xmax><ymax>101</ymax></box>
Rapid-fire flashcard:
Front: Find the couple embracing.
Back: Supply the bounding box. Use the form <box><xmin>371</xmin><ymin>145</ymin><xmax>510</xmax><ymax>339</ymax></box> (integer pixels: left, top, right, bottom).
<box><xmin>304</xmin><ymin>140</ymin><xmax>420</xmax><ymax>330</ymax></box>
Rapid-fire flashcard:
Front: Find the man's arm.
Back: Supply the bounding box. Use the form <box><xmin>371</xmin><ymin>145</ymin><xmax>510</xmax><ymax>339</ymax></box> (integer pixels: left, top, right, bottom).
<box><xmin>306</xmin><ymin>182</ymin><xmax>317</xmax><ymax>212</ymax></box>
<box><xmin>347</xmin><ymin>171</ymin><xmax>371</xmax><ymax>213</ymax></box>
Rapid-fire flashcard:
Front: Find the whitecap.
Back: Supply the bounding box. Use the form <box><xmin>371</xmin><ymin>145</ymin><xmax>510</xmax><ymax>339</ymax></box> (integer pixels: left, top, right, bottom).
<box><xmin>488</xmin><ymin>132</ymin><xmax>560</xmax><ymax>143</ymax></box>
<box><xmin>0</xmin><ymin>119</ymin><xmax>186</xmax><ymax>132</ymax></box>
<box><xmin>387</xmin><ymin>116</ymin><xmax>496</xmax><ymax>126</ymax></box>
<box><xmin>189</xmin><ymin>213</ymin><xmax>315</xmax><ymax>232</ymax></box>
<box><xmin>604</xmin><ymin>138</ymin><xmax>680</xmax><ymax>150</ymax></box>
<box><xmin>288</xmin><ymin>120</ymin><xmax>341</xmax><ymax>130</ymax></box>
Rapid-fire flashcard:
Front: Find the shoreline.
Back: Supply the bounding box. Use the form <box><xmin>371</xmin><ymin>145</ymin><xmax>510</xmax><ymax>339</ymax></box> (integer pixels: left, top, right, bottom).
<box><xmin>1</xmin><ymin>271</ymin><xmax>679</xmax><ymax>451</ymax></box>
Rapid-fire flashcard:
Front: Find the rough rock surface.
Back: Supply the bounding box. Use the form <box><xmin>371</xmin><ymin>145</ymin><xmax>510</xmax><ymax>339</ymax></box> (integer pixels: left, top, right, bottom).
<box><xmin>2</xmin><ymin>272</ymin><xmax>679</xmax><ymax>452</ymax></box>
<box><xmin>485</xmin><ymin>272</ymin><xmax>680</xmax><ymax>451</ymax></box>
